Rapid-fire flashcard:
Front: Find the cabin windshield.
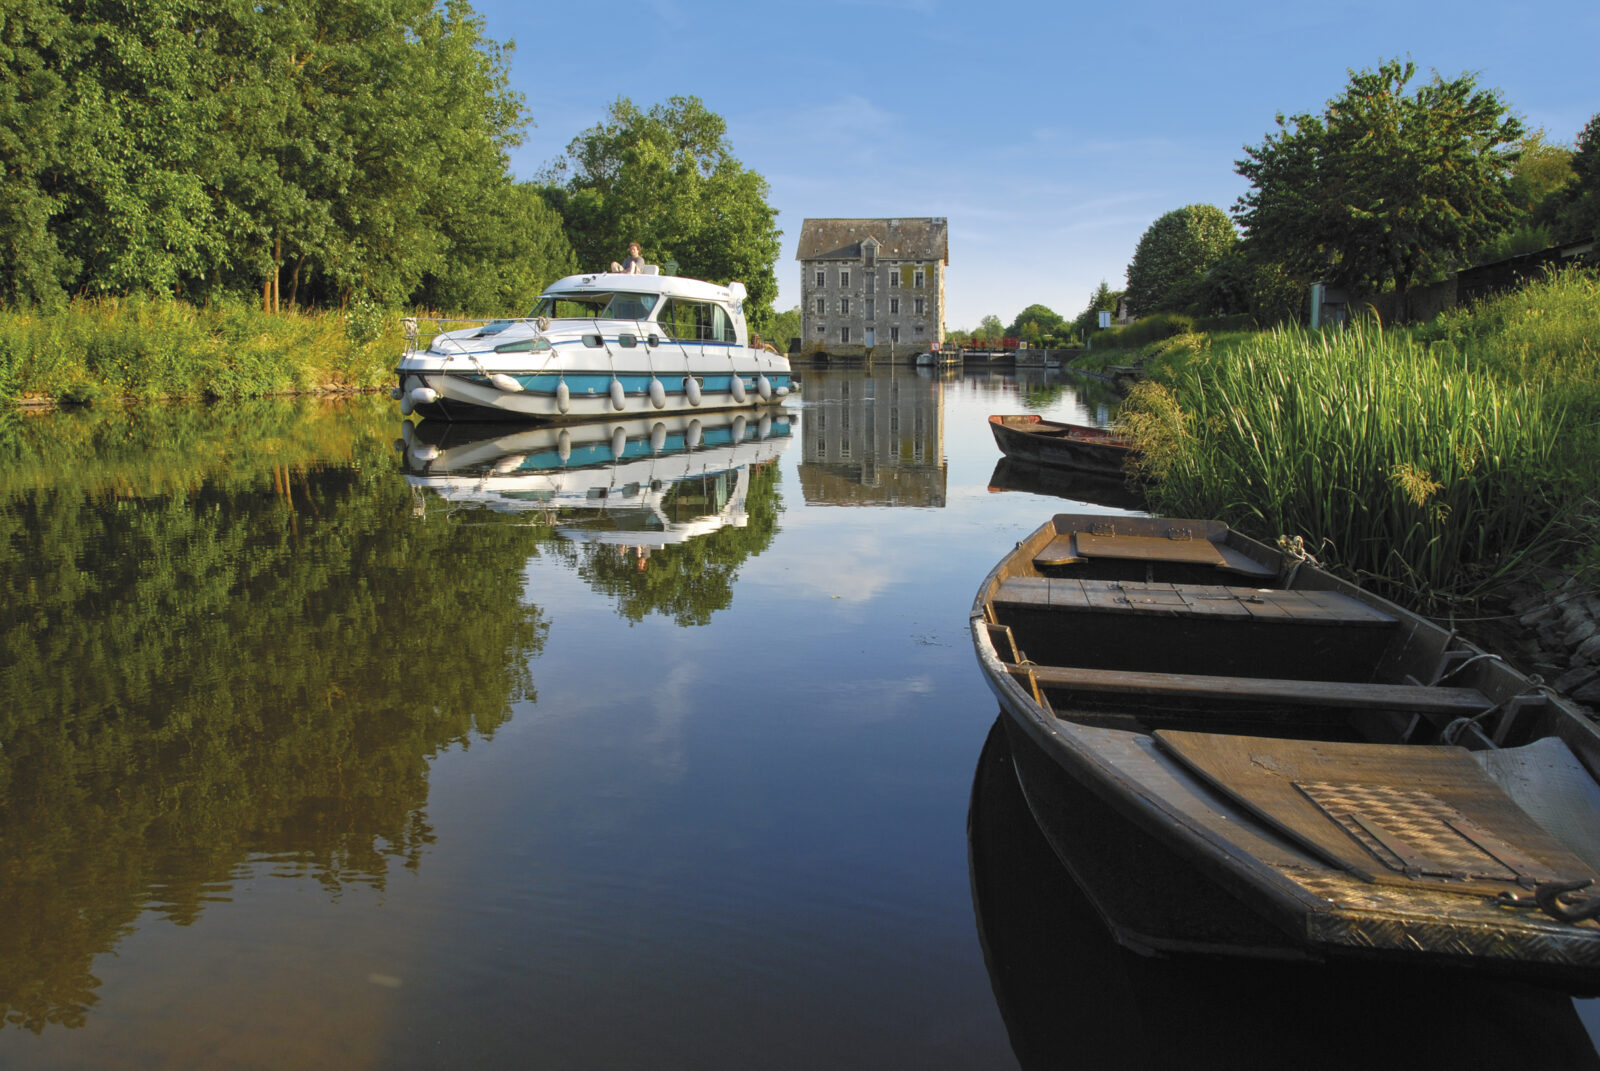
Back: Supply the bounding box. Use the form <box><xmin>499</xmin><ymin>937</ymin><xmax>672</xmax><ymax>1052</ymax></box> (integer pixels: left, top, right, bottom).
<box><xmin>530</xmin><ymin>292</ymin><xmax>659</xmax><ymax>321</ymax></box>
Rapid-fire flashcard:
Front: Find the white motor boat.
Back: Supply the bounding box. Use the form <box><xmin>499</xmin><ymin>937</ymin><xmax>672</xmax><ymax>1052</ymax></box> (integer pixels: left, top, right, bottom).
<box><xmin>394</xmin><ymin>271</ymin><xmax>793</xmax><ymax>422</ymax></box>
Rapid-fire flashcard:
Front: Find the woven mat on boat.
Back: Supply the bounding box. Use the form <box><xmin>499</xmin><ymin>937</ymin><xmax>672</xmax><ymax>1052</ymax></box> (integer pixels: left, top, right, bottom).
<box><xmin>1154</xmin><ymin>730</ymin><xmax>1600</xmax><ymax>896</ymax></box>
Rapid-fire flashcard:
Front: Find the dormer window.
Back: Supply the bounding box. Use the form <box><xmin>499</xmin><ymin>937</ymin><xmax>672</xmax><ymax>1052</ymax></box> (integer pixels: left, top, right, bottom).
<box><xmin>863</xmin><ymin>240</ymin><xmax>877</xmax><ymax>268</ymax></box>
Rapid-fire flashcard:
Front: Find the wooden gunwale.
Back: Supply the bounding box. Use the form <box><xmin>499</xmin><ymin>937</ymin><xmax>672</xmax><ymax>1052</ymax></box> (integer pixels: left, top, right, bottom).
<box><xmin>971</xmin><ymin>512</ymin><xmax>1600</xmax><ymax>989</ymax></box>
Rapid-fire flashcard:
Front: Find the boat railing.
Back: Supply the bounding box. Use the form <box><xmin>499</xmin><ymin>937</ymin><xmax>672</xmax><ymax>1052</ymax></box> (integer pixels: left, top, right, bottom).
<box><xmin>401</xmin><ymin>315</ymin><xmax>544</xmax><ymax>357</ymax></box>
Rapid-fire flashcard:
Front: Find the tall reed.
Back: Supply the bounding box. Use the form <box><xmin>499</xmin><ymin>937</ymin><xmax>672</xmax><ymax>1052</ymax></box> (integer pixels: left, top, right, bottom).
<box><xmin>0</xmin><ymin>296</ymin><xmax>405</xmax><ymax>405</ymax></box>
<box><xmin>1120</xmin><ymin>320</ymin><xmax>1570</xmax><ymax>600</ymax></box>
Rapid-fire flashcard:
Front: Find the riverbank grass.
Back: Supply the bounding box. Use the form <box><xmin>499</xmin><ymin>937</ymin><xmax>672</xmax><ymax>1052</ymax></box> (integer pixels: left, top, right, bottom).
<box><xmin>0</xmin><ymin>297</ymin><xmax>405</xmax><ymax>405</ymax></box>
<box><xmin>1121</xmin><ymin>275</ymin><xmax>1596</xmax><ymax>601</ymax></box>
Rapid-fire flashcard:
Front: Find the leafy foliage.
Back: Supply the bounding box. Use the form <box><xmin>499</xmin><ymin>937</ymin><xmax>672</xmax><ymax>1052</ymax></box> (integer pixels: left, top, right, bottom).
<box><xmin>1537</xmin><ymin>114</ymin><xmax>1600</xmax><ymax>243</ymax></box>
<box><xmin>1072</xmin><ymin>281</ymin><xmax>1122</xmax><ymax>338</ymax></box>
<box><xmin>542</xmin><ymin>96</ymin><xmax>783</xmax><ymax>327</ymax></box>
<box><xmin>0</xmin><ymin>0</ymin><xmax>566</xmax><ymax>312</ymax></box>
<box><xmin>1125</xmin><ymin>205</ymin><xmax>1238</xmax><ymax>315</ymax></box>
<box><xmin>1005</xmin><ymin>303</ymin><xmax>1067</xmax><ymax>341</ymax></box>
<box><xmin>1234</xmin><ymin>59</ymin><xmax>1524</xmax><ymax>299</ymax></box>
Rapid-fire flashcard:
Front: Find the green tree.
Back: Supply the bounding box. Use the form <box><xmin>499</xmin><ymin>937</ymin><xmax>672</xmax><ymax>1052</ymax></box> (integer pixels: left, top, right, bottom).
<box><xmin>1234</xmin><ymin>59</ymin><xmax>1523</xmax><ymax>306</ymax></box>
<box><xmin>0</xmin><ymin>0</ymin><xmax>538</xmax><ymax>311</ymax></box>
<box><xmin>1125</xmin><ymin>205</ymin><xmax>1238</xmax><ymax>315</ymax></box>
<box><xmin>1005</xmin><ymin>303</ymin><xmax>1066</xmax><ymax>339</ymax></box>
<box><xmin>1539</xmin><ymin>114</ymin><xmax>1600</xmax><ymax>243</ymax></box>
<box><xmin>1072</xmin><ymin>281</ymin><xmax>1121</xmax><ymax>337</ymax></box>
<box><xmin>976</xmin><ymin>314</ymin><xmax>1005</xmax><ymax>340</ymax></box>
<box><xmin>543</xmin><ymin>96</ymin><xmax>783</xmax><ymax>326</ymax></box>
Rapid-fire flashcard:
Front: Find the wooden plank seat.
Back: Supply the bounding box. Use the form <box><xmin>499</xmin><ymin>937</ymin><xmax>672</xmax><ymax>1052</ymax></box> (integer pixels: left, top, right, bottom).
<box><xmin>1003</xmin><ymin>662</ymin><xmax>1494</xmax><ymax>716</ymax></box>
<box><xmin>991</xmin><ymin>577</ymin><xmax>1395</xmax><ymax>628</ymax></box>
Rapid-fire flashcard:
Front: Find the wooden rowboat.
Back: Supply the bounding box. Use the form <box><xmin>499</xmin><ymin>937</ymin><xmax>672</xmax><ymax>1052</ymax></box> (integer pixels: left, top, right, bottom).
<box><xmin>987</xmin><ymin>414</ymin><xmax>1134</xmax><ymax>477</ymax></box>
<box><xmin>971</xmin><ymin>513</ymin><xmax>1600</xmax><ymax>992</ymax></box>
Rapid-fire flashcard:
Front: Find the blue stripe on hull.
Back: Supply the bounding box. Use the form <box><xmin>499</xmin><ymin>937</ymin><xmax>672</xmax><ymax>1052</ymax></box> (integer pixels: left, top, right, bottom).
<box><xmin>462</xmin><ymin>372</ymin><xmax>794</xmax><ymax>396</ymax></box>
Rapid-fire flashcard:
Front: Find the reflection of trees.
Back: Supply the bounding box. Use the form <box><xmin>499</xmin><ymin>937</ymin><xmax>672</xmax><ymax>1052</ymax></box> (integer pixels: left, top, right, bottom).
<box><xmin>575</xmin><ymin>461</ymin><xmax>782</xmax><ymax>626</ymax></box>
<box><xmin>0</xmin><ymin>400</ymin><xmax>547</xmax><ymax>1033</ymax></box>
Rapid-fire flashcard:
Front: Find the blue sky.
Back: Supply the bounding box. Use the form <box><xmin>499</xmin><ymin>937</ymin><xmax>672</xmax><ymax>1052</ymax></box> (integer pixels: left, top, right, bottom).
<box><xmin>474</xmin><ymin>0</ymin><xmax>1598</xmax><ymax>329</ymax></box>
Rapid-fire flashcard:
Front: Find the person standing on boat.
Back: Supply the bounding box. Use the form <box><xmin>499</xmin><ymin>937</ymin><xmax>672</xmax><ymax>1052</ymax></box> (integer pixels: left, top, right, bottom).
<box><xmin>611</xmin><ymin>242</ymin><xmax>644</xmax><ymax>273</ymax></box>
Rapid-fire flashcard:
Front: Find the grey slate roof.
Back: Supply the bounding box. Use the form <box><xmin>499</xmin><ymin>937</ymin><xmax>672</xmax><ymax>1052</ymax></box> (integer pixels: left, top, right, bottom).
<box><xmin>795</xmin><ymin>218</ymin><xmax>948</xmax><ymax>262</ymax></box>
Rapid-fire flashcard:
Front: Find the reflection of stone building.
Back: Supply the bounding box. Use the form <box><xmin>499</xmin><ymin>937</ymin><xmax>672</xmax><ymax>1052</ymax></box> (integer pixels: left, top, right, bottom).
<box><xmin>796</xmin><ymin>371</ymin><xmax>946</xmax><ymax>507</ymax></box>
<box><xmin>797</xmin><ymin>218</ymin><xmax>948</xmax><ymax>359</ymax></box>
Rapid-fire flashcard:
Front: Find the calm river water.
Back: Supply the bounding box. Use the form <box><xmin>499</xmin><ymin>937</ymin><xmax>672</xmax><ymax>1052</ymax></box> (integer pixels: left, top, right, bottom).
<box><xmin>3</xmin><ymin>366</ymin><xmax>1598</xmax><ymax>1069</ymax></box>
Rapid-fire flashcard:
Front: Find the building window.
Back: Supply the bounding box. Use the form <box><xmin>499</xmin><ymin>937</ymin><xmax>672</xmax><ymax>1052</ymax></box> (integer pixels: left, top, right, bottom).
<box><xmin>914</xmin><ymin>324</ymin><xmax>925</xmax><ymax>337</ymax></box>
<box><xmin>815</xmin><ymin>297</ymin><xmax>825</xmax><ymax>315</ymax></box>
<box><xmin>890</xmin><ymin>326</ymin><xmax>900</xmax><ymax>343</ymax></box>
<box><xmin>841</xmin><ymin>326</ymin><xmax>851</xmax><ymax>343</ymax></box>
<box><xmin>864</xmin><ymin>327</ymin><xmax>875</xmax><ymax>347</ymax></box>
<box><xmin>914</xmin><ymin>269</ymin><xmax>925</xmax><ymax>288</ymax></box>
<box><xmin>889</xmin><ymin>270</ymin><xmax>899</xmax><ymax>289</ymax></box>
<box><xmin>840</xmin><ymin>269</ymin><xmax>850</xmax><ymax>288</ymax></box>
<box><xmin>864</xmin><ymin>245</ymin><xmax>875</xmax><ymax>268</ymax></box>
<box><xmin>815</xmin><ymin>269</ymin><xmax>825</xmax><ymax>287</ymax></box>
<box><xmin>865</xmin><ymin>298</ymin><xmax>874</xmax><ymax>319</ymax></box>
<box><xmin>914</xmin><ymin>297</ymin><xmax>925</xmax><ymax>315</ymax></box>
<box><xmin>889</xmin><ymin>297</ymin><xmax>899</xmax><ymax>315</ymax></box>
<box><xmin>817</xmin><ymin>324</ymin><xmax>825</xmax><ymax>335</ymax></box>
<box><xmin>865</xmin><ymin>274</ymin><xmax>875</xmax><ymax>293</ymax></box>
<box><xmin>840</xmin><ymin>297</ymin><xmax>850</xmax><ymax>316</ymax></box>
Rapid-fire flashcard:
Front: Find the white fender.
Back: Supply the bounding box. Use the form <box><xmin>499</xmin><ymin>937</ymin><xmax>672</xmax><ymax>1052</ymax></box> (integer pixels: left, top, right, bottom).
<box><xmin>684</xmin><ymin>376</ymin><xmax>702</xmax><ymax>406</ymax></box>
<box><xmin>648</xmin><ymin>378</ymin><xmax>666</xmax><ymax>409</ymax></box>
<box><xmin>489</xmin><ymin>373</ymin><xmax>524</xmax><ymax>392</ymax></box>
<box><xmin>491</xmin><ymin>453</ymin><xmax>526</xmax><ymax>475</ymax></box>
<box><xmin>399</xmin><ymin>422</ymin><xmax>416</xmax><ymax>445</ymax></box>
<box><xmin>400</xmin><ymin>394</ymin><xmax>415</xmax><ymax>416</ymax></box>
<box><xmin>557</xmin><ymin>428</ymin><xmax>572</xmax><ymax>462</ymax></box>
<box><xmin>758</xmin><ymin>412</ymin><xmax>772</xmax><ymax>439</ymax></box>
<box><xmin>411</xmin><ymin>444</ymin><xmax>439</xmax><ymax>462</ymax></box>
<box><xmin>729</xmin><ymin>374</ymin><xmax>747</xmax><ymax>403</ymax></box>
<box><xmin>610</xmin><ymin>378</ymin><xmax>626</xmax><ymax>411</ymax></box>
<box><xmin>611</xmin><ymin>426</ymin><xmax>627</xmax><ymax>458</ymax></box>
<box><xmin>410</xmin><ymin>385</ymin><xmax>438</xmax><ymax>405</ymax></box>
<box><xmin>650</xmin><ymin>422</ymin><xmax>667</xmax><ymax>454</ymax></box>
<box><xmin>757</xmin><ymin>374</ymin><xmax>772</xmax><ymax>401</ymax></box>
<box><xmin>732</xmin><ymin>414</ymin><xmax>747</xmax><ymax>441</ymax></box>
<box><xmin>774</xmin><ymin>386</ymin><xmax>789</xmax><ymax>398</ymax></box>
<box><xmin>556</xmin><ymin>379</ymin><xmax>571</xmax><ymax>413</ymax></box>
<box><xmin>686</xmin><ymin>419</ymin><xmax>702</xmax><ymax>449</ymax></box>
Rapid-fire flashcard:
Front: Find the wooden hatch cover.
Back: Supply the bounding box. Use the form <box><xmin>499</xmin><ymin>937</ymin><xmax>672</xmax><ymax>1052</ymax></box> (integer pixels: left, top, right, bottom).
<box><xmin>1034</xmin><ymin>521</ymin><xmax>1275</xmax><ymax>579</ymax></box>
<box><xmin>1153</xmin><ymin>730</ymin><xmax>1600</xmax><ymax>896</ymax></box>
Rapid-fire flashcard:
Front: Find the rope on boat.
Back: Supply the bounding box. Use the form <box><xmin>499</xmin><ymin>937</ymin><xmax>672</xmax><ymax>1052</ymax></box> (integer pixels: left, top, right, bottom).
<box><xmin>1276</xmin><ymin>534</ymin><xmax>1321</xmax><ymax>587</ymax></box>
<box><xmin>1496</xmin><ymin>879</ymin><xmax>1600</xmax><ymax>924</ymax></box>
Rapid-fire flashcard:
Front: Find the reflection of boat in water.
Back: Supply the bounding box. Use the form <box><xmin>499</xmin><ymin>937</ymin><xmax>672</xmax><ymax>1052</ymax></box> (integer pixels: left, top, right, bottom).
<box><xmin>987</xmin><ymin>456</ymin><xmax>1145</xmax><ymax>512</ymax></box>
<box><xmin>972</xmin><ymin>513</ymin><xmax>1600</xmax><ymax>993</ymax></box>
<box><xmin>913</xmin><ymin>350</ymin><xmax>959</xmax><ymax>367</ymax></box>
<box><xmin>394</xmin><ymin>271</ymin><xmax>793</xmax><ymax>422</ymax></box>
<box><xmin>400</xmin><ymin>411</ymin><xmax>792</xmax><ymax>547</ymax></box>
<box><xmin>969</xmin><ymin>718</ymin><xmax>1600</xmax><ymax>1070</ymax></box>
<box><xmin>988</xmin><ymin>414</ymin><xmax>1135</xmax><ymax>476</ymax></box>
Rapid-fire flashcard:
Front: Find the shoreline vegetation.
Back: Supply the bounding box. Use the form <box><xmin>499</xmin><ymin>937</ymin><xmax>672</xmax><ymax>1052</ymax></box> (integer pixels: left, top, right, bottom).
<box><xmin>0</xmin><ymin>297</ymin><xmax>406</xmax><ymax>408</ymax></box>
<box><xmin>1109</xmin><ymin>268</ymin><xmax>1599</xmax><ymax>606</ymax></box>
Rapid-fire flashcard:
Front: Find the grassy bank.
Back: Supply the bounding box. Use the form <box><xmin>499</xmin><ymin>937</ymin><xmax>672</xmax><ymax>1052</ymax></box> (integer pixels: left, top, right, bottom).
<box><xmin>1119</xmin><ymin>269</ymin><xmax>1599</xmax><ymax>602</ymax></box>
<box><xmin>0</xmin><ymin>297</ymin><xmax>407</xmax><ymax>406</ymax></box>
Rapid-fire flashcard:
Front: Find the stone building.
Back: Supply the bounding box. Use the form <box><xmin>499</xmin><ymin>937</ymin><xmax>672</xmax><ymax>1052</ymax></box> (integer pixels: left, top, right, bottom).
<box><xmin>796</xmin><ymin>218</ymin><xmax>948</xmax><ymax>359</ymax></box>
